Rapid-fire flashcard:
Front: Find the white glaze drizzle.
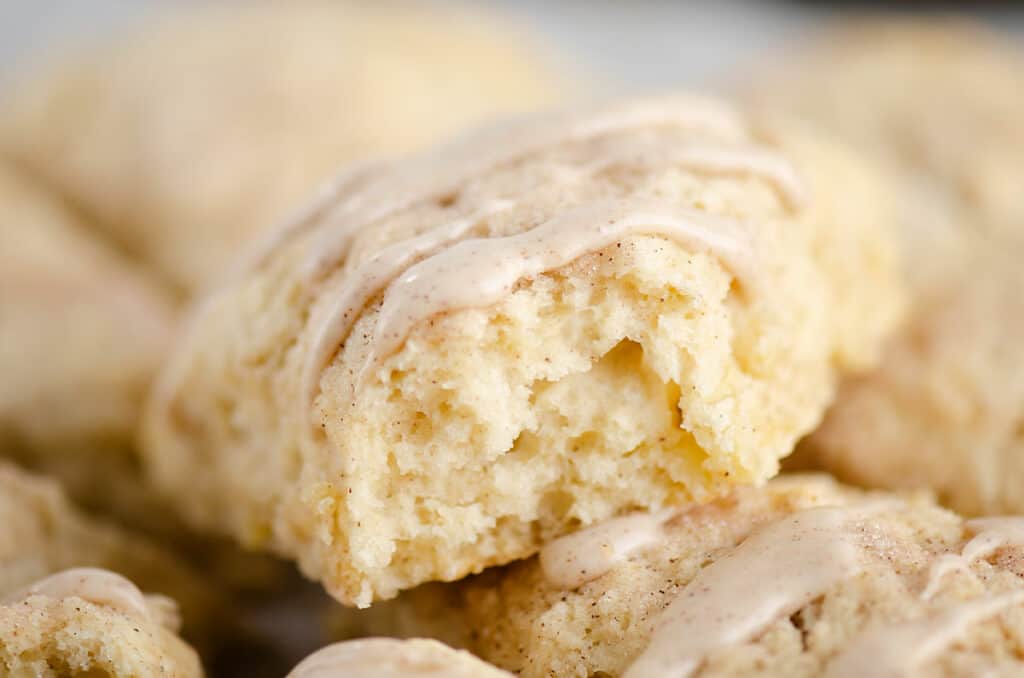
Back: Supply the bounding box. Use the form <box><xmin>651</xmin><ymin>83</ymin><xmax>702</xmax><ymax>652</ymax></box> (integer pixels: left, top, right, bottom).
<box><xmin>296</xmin><ymin>96</ymin><xmax>749</xmax><ymax>282</ymax></box>
<box><xmin>150</xmin><ymin>98</ymin><xmax>764</xmax><ymax>446</ymax></box>
<box><xmin>300</xmin><ymin>198</ymin><xmax>516</xmax><ymax>404</ymax></box>
<box><xmin>1</xmin><ymin>567</ymin><xmax>150</xmax><ymax>620</ymax></box>
<box><xmin>825</xmin><ymin>591</ymin><xmax>1024</xmax><ymax>678</ymax></box>
<box><xmin>540</xmin><ymin>508</ymin><xmax>681</xmax><ymax>589</ymax></box>
<box><xmin>287</xmin><ymin>638</ymin><xmax>513</xmax><ymax>678</ymax></box>
<box><xmin>277</xmin><ymin>97</ymin><xmax>790</xmax><ymax>415</ymax></box>
<box><xmin>301</xmin><ymin>135</ymin><xmax>796</xmax><ymax>407</ymax></box>
<box><xmin>299</xmin><ymin>132</ymin><xmax>807</xmax><ymax>405</ymax></box>
<box><xmin>623</xmin><ymin>503</ymin><xmax>895</xmax><ymax>678</ymax></box>
<box><xmin>353</xmin><ymin>201</ymin><xmax>755</xmax><ymax>389</ymax></box>
<box><xmin>922</xmin><ymin>517</ymin><xmax>1024</xmax><ymax>600</ymax></box>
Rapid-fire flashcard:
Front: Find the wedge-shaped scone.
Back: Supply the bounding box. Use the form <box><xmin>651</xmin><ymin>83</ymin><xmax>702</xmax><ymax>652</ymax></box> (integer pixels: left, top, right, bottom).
<box><xmin>437</xmin><ymin>476</ymin><xmax>1024</xmax><ymax>677</ymax></box>
<box><xmin>0</xmin><ymin>0</ymin><xmax>569</xmax><ymax>295</ymax></box>
<box><xmin>1</xmin><ymin>568</ymin><xmax>202</xmax><ymax>677</ymax></box>
<box><xmin>287</xmin><ymin>638</ymin><xmax>511</xmax><ymax>678</ymax></box>
<box><xmin>744</xmin><ymin>20</ymin><xmax>1024</xmax><ymax>515</ymax></box>
<box><xmin>0</xmin><ymin>160</ymin><xmax>176</xmax><ymax>526</ymax></box>
<box><xmin>143</xmin><ymin>96</ymin><xmax>903</xmax><ymax>606</ymax></box>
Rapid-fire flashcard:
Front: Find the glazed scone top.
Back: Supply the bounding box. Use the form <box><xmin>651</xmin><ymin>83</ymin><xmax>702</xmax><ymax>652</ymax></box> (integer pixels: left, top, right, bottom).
<box><xmin>456</xmin><ymin>477</ymin><xmax>1024</xmax><ymax>677</ymax></box>
<box><xmin>157</xmin><ymin>92</ymin><xmax>892</xmax><ymax>449</ymax></box>
<box><xmin>538</xmin><ymin>495</ymin><xmax>906</xmax><ymax>676</ymax></box>
<box><xmin>144</xmin><ymin>95</ymin><xmax>902</xmax><ymax>606</ymax></box>
<box><xmin>2</xmin><ymin>567</ymin><xmax>178</xmax><ymax>631</ymax></box>
<box><xmin>0</xmin><ymin>0</ymin><xmax>570</xmax><ymax>294</ymax></box>
<box><xmin>288</xmin><ymin>638</ymin><xmax>512</xmax><ymax>678</ymax></box>
<box><xmin>252</xmin><ymin>96</ymin><xmax>804</xmax><ymax>411</ymax></box>
<box><xmin>0</xmin><ymin>567</ymin><xmax>202</xmax><ymax>678</ymax></box>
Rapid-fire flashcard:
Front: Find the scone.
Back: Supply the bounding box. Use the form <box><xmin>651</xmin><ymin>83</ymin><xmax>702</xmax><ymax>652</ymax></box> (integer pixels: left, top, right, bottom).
<box><xmin>0</xmin><ymin>463</ymin><xmax>233</xmax><ymax>669</ymax></box>
<box><xmin>0</xmin><ymin>0</ymin><xmax>570</xmax><ymax>295</ymax></box>
<box><xmin>1</xmin><ymin>568</ymin><xmax>202</xmax><ymax>677</ymax></box>
<box><xmin>288</xmin><ymin>638</ymin><xmax>511</xmax><ymax>678</ymax></box>
<box><xmin>0</xmin><ymin>159</ymin><xmax>175</xmax><ymax>526</ymax></box>
<box><xmin>435</xmin><ymin>475</ymin><xmax>1024</xmax><ymax>677</ymax></box>
<box><xmin>744</xmin><ymin>20</ymin><xmax>1024</xmax><ymax>515</ymax></box>
<box><xmin>0</xmin><ymin>159</ymin><xmax>290</xmax><ymax>602</ymax></box>
<box><xmin>744</xmin><ymin>19</ymin><xmax>1024</xmax><ymax>236</ymax></box>
<box><xmin>142</xmin><ymin>95</ymin><xmax>903</xmax><ymax>606</ymax></box>
<box><xmin>0</xmin><ymin>463</ymin><xmax>216</xmax><ymax>631</ymax></box>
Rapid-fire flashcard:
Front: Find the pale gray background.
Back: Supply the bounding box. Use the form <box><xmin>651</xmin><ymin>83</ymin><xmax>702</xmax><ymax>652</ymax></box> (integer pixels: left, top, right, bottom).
<box><xmin>2</xmin><ymin>1</ymin><xmax>1022</xmax><ymax>91</ymax></box>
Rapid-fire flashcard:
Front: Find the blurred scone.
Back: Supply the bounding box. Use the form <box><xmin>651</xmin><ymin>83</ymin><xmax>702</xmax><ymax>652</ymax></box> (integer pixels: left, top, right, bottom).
<box><xmin>745</xmin><ymin>20</ymin><xmax>1024</xmax><ymax>514</ymax></box>
<box><xmin>288</xmin><ymin>638</ymin><xmax>511</xmax><ymax>678</ymax></box>
<box><xmin>746</xmin><ymin>20</ymin><xmax>1024</xmax><ymax>236</ymax></box>
<box><xmin>142</xmin><ymin>95</ymin><xmax>902</xmax><ymax>606</ymax></box>
<box><xmin>1</xmin><ymin>568</ymin><xmax>202</xmax><ymax>677</ymax></box>
<box><xmin>0</xmin><ymin>463</ymin><xmax>225</xmax><ymax>665</ymax></box>
<box><xmin>0</xmin><ymin>0</ymin><xmax>571</xmax><ymax>295</ymax></box>
<box><xmin>438</xmin><ymin>475</ymin><xmax>1024</xmax><ymax>677</ymax></box>
<box><xmin>0</xmin><ymin>160</ymin><xmax>175</xmax><ymax>523</ymax></box>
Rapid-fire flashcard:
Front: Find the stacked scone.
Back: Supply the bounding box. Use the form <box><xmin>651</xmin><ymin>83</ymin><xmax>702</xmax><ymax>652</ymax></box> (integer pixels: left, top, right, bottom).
<box><xmin>4</xmin><ymin>7</ymin><xmax>1024</xmax><ymax>678</ymax></box>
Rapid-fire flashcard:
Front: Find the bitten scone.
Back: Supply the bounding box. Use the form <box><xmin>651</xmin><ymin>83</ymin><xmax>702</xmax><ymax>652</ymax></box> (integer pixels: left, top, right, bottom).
<box><xmin>143</xmin><ymin>95</ymin><xmax>902</xmax><ymax>606</ymax></box>
<box><xmin>287</xmin><ymin>638</ymin><xmax>511</xmax><ymax>678</ymax></box>
<box><xmin>1</xmin><ymin>568</ymin><xmax>202</xmax><ymax>677</ymax></box>
<box><xmin>0</xmin><ymin>0</ymin><xmax>569</xmax><ymax>295</ymax></box>
<box><xmin>441</xmin><ymin>475</ymin><xmax>1024</xmax><ymax>677</ymax></box>
<box><xmin>744</xmin><ymin>20</ymin><xmax>1024</xmax><ymax>515</ymax></box>
<box><xmin>0</xmin><ymin>160</ymin><xmax>176</xmax><ymax>524</ymax></box>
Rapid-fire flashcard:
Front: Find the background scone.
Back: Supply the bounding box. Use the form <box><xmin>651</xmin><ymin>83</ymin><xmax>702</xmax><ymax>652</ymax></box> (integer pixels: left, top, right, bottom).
<box><xmin>1</xmin><ymin>568</ymin><xmax>202</xmax><ymax>678</ymax></box>
<box><xmin>0</xmin><ymin>463</ymin><xmax>224</xmax><ymax>657</ymax></box>
<box><xmin>443</xmin><ymin>476</ymin><xmax>1024</xmax><ymax>677</ymax></box>
<box><xmin>0</xmin><ymin>159</ymin><xmax>175</xmax><ymax>525</ymax></box>
<box><xmin>0</xmin><ymin>158</ymin><xmax>291</xmax><ymax>603</ymax></box>
<box><xmin>0</xmin><ymin>0</ymin><xmax>570</xmax><ymax>295</ymax></box>
<box><xmin>744</xmin><ymin>20</ymin><xmax>1024</xmax><ymax>515</ymax></box>
<box><xmin>288</xmin><ymin>638</ymin><xmax>512</xmax><ymax>678</ymax></box>
<box><xmin>143</xmin><ymin>96</ymin><xmax>902</xmax><ymax>606</ymax></box>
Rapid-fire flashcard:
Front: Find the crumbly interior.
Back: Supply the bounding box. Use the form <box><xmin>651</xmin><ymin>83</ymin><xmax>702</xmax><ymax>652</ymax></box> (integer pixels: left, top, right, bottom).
<box><xmin>143</xmin><ymin>99</ymin><xmax>903</xmax><ymax>606</ymax></box>
<box><xmin>436</xmin><ymin>476</ymin><xmax>1024</xmax><ymax>677</ymax></box>
<box><xmin>0</xmin><ymin>1</ymin><xmax>566</xmax><ymax>294</ymax></box>
<box><xmin>746</xmin><ymin>20</ymin><xmax>1024</xmax><ymax>515</ymax></box>
<box><xmin>0</xmin><ymin>595</ymin><xmax>201</xmax><ymax>678</ymax></box>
